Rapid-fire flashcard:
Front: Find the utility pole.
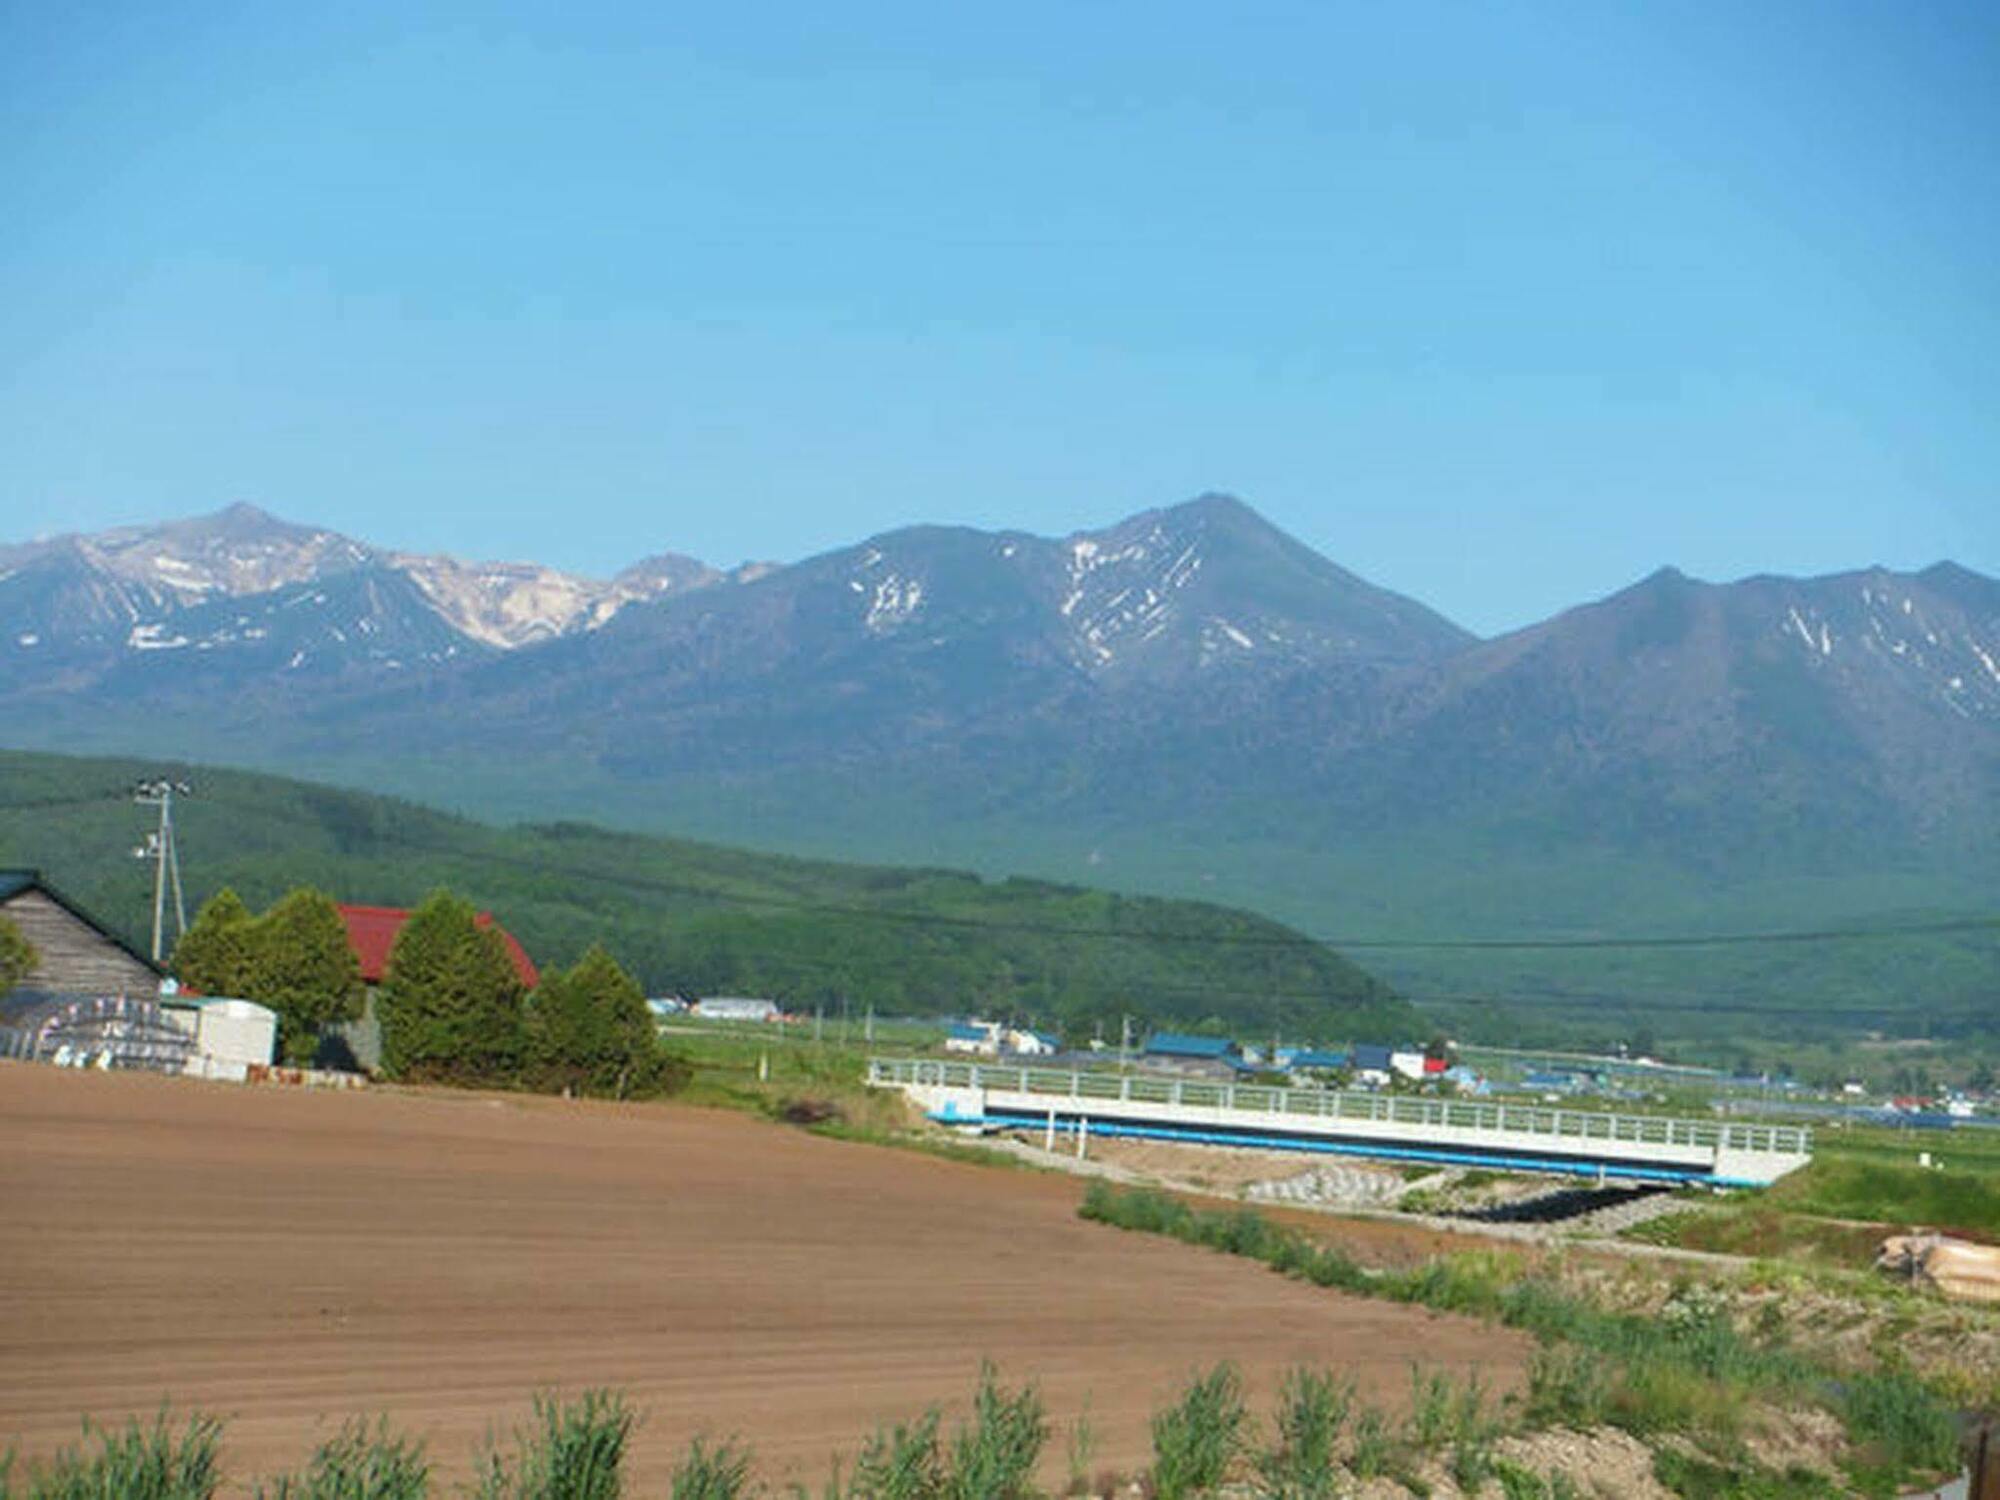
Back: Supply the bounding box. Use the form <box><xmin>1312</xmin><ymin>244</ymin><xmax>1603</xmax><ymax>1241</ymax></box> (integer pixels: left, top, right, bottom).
<box><xmin>132</xmin><ymin>779</ymin><xmax>191</xmax><ymax>963</ymax></box>
<box><xmin>1119</xmin><ymin>1014</ymin><xmax>1133</xmax><ymax>1072</ymax></box>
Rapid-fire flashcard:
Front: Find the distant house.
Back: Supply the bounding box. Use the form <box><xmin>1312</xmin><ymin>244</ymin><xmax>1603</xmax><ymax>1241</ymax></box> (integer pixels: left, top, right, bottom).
<box><xmin>1349</xmin><ymin>1044</ymin><xmax>1395</xmax><ymax>1086</ymax></box>
<box><xmin>1282</xmin><ymin>1048</ymin><xmax>1351</xmax><ymax>1075</ymax></box>
<box><xmin>1389</xmin><ymin>1048</ymin><xmax>1429</xmax><ymax>1081</ymax></box>
<box><xmin>1142</xmin><ymin>1032</ymin><xmax>1252</xmax><ymax>1078</ymax></box>
<box><xmin>946</xmin><ymin>1020</ymin><xmax>1001</xmax><ymax>1055</ymax></box>
<box><xmin>0</xmin><ymin>869</ymin><xmax>161</xmax><ymax>998</ymax></box>
<box><xmin>337</xmin><ymin>903</ymin><xmax>539</xmax><ymax>990</ymax></box>
<box><xmin>1005</xmin><ymin>1027</ymin><xmax>1062</xmax><ymax>1057</ymax></box>
<box><xmin>1442</xmin><ymin>1065</ymin><xmax>1487</xmax><ymax>1095</ymax></box>
<box><xmin>328</xmin><ymin>901</ymin><xmax>540</xmax><ymax>1072</ymax></box>
<box><xmin>692</xmin><ymin>996</ymin><xmax>784</xmax><ymax>1023</ymax></box>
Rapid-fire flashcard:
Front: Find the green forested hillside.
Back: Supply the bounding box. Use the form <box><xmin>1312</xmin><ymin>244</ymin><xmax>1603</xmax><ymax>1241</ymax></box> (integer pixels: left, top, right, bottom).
<box><xmin>0</xmin><ymin>749</ymin><xmax>1418</xmax><ymax>1044</ymax></box>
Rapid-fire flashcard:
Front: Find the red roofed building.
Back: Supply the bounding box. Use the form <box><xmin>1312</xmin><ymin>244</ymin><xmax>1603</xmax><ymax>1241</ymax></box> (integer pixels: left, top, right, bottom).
<box><xmin>335</xmin><ymin>904</ymin><xmax>540</xmax><ymax>990</ymax></box>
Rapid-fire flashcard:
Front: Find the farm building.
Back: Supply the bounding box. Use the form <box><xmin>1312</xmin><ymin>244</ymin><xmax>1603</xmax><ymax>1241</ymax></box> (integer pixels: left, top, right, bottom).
<box><xmin>336</xmin><ymin>903</ymin><xmax>539</xmax><ymax>989</ymax></box>
<box><xmin>1349</xmin><ymin>1043</ymin><xmax>1395</xmax><ymax>1086</ymax></box>
<box><xmin>945</xmin><ymin>1020</ymin><xmax>1001</xmax><ymax>1055</ymax></box>
<box><xmin>691</xmin><ymin>996</ymin><xmax>783</xmax><ymax>1022</ymax></box>
<box><xmin>0</xmin><ymin>870</ymin><xmax>162</xmax><ymax>998</ymax></box>
<box><xmin>1005</xmin><ymin>1028</ymin><xmax>1063</xmax><ymax>1057</ymax></box>
<box><xmin>325</xmin><ymin>902</ymin><xmax>541</xmax><ymax>1071</ymax></box>
<box><xmin>0</xmin><ymin>991</ymin><xmax>194</xmax><ymax>1072</ymax></box>
<box><xmin>1141</xmin><ymin>1032</ymin><xmax>1253</xmax><ymax>1079</ymax></box>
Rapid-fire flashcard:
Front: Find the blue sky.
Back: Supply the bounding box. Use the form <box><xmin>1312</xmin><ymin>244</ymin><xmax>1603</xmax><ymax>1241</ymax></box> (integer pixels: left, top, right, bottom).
<box><xmin>2</xmin><ymin>1</ymin><xmax>1995</xmax><ymax>635</ymax></box>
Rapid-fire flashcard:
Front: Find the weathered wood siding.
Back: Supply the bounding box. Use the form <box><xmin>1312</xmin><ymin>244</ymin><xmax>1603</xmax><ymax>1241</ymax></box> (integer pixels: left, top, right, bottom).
<box><xmin>1</xmin><ymin>889</ymin><xmax>158</xmax><ymax>995</ymax></box>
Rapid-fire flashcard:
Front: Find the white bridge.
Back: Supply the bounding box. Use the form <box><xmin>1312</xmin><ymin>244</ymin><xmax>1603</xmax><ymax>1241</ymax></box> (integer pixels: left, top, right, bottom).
<box><xmin>868</xmin><ymin>1058</ymin><xmax>1812</xmax><ymax>1188</ymax></box>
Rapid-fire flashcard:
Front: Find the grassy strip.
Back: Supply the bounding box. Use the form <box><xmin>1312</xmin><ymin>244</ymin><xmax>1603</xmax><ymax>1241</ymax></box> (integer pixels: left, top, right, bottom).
<box><xmin>0</xmin><ymin>1362</ymin><xmax>1672</xmax><ymax>1500</ymax></box>
<box><xmin>1076</xmin><ymin>1182</ymin><xmax>1966</xmax><ymax>1493</ymax></box>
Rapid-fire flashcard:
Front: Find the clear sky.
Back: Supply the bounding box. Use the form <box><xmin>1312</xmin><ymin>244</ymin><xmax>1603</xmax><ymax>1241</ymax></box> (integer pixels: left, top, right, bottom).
<box><xmin>2</xmin><ymin>1</ymin><xmax>1995</xmax><ymax>636</ymax></box>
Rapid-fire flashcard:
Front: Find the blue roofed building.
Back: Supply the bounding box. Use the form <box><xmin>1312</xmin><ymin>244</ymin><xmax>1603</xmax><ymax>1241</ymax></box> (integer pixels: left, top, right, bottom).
<box><xmin>1349</xmin><ymin>1043</ymin><xmax>1396</xmax><ymax>1085</ymax></box>
<box><xmin>1142</xmin><ymin>1032</ymin><xmax>1253</xmax><ymax>1078</ymax></box>
<box><xmin>1283</xmin><ymin>1048</ymin><xmax>1352</xmax><ymax>1075</ymax></box>
<box><xmin>945</xmin><ymin>1020</ymin><xmax>1001</xmax><ymax>1056</ymax></box>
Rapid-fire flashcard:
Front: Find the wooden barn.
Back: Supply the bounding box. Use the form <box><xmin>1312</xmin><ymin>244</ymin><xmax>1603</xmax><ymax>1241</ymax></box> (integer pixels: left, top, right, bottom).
<box><xmin>0</xmin><ymin>869</ymin><xmax>162</xmax><ymax>997</ymax></box>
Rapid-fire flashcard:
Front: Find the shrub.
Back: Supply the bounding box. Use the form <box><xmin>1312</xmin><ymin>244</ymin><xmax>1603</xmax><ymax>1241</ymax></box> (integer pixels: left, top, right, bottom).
<box><xmin>11</xmin><ymin>1412</ymin><xmax>222</xmax><ymax>1500</ymax></box>
<box><xmin>257</xmin><ymin>1418</ymin><xmax>428</xmax><ymax>1500</ymax></box>
<box><xmin>474</xmin><ymin>1391</ymin><xmax>632</xmax><ymax>1500</ymax></box>
<box><xmin>1150</xmin><ymin>1365</ymin><xmax>1247</xmax><ymax>1499</ymax></box>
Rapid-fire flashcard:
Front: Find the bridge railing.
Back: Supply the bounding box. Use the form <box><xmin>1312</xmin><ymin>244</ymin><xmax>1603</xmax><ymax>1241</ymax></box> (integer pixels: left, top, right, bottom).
<box><xmin>866</xmin><ymin>1057</ymin><xmax>1812</xmax><ymax>1158</ymax></box>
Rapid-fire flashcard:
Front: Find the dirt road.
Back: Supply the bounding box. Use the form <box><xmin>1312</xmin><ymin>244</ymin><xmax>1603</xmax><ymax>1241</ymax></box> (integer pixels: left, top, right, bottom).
<box><xmin>0</xmin><ymin>1065</ymin><xmax>1528</xmax><ymax>1490</ymax></box>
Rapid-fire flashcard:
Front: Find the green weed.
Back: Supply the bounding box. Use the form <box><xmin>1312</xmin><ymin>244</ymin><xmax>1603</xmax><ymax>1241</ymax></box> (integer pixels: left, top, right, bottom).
<box><xmin>669</xmin><ymin>1437</ymin><xmax>752</xmax><ymax>1500</ymax></box>
<box><xmin>1347</xmin><ymin>1408</ymin><xmax>1392</xmax><ymax>1482</ymax></box>
<box><xmin>1149</xmin><ymin>1365</ymin><xmax>1247</xmax><ymax>1500</ymax></box>
<box><xmin>257</xmin><ymin>1419</ymin><xmax>428</xmax><ymax>1500</ymax></box>
<box><xmin>945</xmin><ymin>1365</ymin><xmax>1046</xmax><ymax>1500</ymax></box>
<box><xmin>474</xmin><ymin>1391</ymin><xmax>632</xmax><ymax>1500</ymax></box>
<box><xmin>8</xmin><ymin>1412</ymin><xmax>222</xmax><ymax>1500</ymax></box>
<box><xmin>847</xmin><ymin>1411</ymin><xmax>943</xmax><ymax>1500</ymax></box>
<box><xmin>1252</xmin><ymin>1367</ymin><xmax>1351</xmax><ymax>1500</ymax></box>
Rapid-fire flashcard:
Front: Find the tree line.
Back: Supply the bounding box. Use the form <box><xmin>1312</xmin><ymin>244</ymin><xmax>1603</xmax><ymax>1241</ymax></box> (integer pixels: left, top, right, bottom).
<box><xmin>172</xmin><ymin>885</ymin><xmax>682</xmax><ymax>1099</ymax></box>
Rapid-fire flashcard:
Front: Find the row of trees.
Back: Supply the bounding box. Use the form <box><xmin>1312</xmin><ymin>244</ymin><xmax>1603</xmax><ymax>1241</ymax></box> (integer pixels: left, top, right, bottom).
<box><xmin>173</xmin><ymin>886</ymin><xmax>680</xmax><ymax>1098</ymax></box>
<box><xmin>174</xmin><ymin>888</ymin><xmax>364</xmax><ymax>1063</ymax></box>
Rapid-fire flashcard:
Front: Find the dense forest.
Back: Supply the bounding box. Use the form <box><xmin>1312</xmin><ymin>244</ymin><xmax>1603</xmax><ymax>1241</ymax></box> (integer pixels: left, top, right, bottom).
<box><xmin>0</xmin><ymin>750</ymin><xmax>1418</xmax><ymax>1045</ymax></box>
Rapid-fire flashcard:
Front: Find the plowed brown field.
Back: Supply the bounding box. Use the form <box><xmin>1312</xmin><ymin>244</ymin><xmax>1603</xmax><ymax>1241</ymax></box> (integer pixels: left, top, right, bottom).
<box><xmin>0</xmin><ymin>1064</ymin><xmax>1529</xmax><ymax>1491</ymax></box>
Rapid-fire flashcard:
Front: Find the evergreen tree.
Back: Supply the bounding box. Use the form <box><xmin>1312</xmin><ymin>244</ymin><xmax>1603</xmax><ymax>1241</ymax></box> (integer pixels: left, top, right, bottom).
<box><xmin>172</xmin><ymin>888</ymin><xmax>259</xmax><ymax>998</ymax></box>
<box><xmin>527</xmin><ymin>945</ymin><xmax>677</xmax><ymax>1098</ymax></box>
<box><xmin>249</xmin><ymin>887</ymin><xmax>366</xmax><ymax>1064</ymax></box>
<box><xmin>0</xmin><ymin>913</ymin><xmax>38</xmax><ymax>997</ymax></box>
<box><xmin>377</xmin><ymin>889</ymin><xmax>525</xmax><ymax>1083</ymax></box>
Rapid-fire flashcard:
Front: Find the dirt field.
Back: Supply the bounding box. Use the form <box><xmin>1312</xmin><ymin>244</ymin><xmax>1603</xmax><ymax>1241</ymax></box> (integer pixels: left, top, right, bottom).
<box><xmin>0</xmin><ymin>1065</ymin><xmax>1529</xmax><ymax>1491</ymax></box>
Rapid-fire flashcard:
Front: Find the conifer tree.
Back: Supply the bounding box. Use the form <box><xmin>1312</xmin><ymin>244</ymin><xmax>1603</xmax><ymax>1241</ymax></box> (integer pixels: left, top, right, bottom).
<box><xmin>172</xmin><ymin>888</ymin><xmax>259</xmax><ymax>999</ymax></box>
<box><xmin>528</xmin><ymin>944</ymin><xmax>673</xmax><ymax>1098</ymax></box>
<box><xmin>377</xmin><ymin>889</ymin><xmax>525</xmax><ymax>1082</ymax></box>
<box><xmin>250</xmin><ymin>887</ymin><xmax>365</xmax><ymax>1064</ymax></box>
<box><xmin>0</xmin><ymin>913</ymin><xmax>37</xmax><ymax>997</ymax></box>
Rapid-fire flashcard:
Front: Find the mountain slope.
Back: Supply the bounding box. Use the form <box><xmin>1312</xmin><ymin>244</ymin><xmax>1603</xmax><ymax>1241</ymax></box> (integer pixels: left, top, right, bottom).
<box><xmin>1</xmin><ymin>500</ymin><xmax>1992</xmax><ymax>1047</ymax></box>
<box><xmin>0</xmin><ymin>747</ymin><xmax>1418</xmax><ymax>1043</ymax></box>
<box><xmin>0</xmin><ymin>502</ymin><xmax>744</xmax><ymax>678</ymax></box>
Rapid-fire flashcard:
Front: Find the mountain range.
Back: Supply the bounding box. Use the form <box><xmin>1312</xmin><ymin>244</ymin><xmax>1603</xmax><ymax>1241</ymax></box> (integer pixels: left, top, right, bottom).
<box><xmin>3</xmin><ymin>496</ymin><xmax>1994</xmax><ymax>1043</ymax></box>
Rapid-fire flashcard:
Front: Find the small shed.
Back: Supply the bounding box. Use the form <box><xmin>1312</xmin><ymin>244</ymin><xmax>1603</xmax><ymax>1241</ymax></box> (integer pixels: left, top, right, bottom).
<box><xmin>162</xmin><ymin>995</ymin><xmax>278</xmax><ymax>1078</ymax></box>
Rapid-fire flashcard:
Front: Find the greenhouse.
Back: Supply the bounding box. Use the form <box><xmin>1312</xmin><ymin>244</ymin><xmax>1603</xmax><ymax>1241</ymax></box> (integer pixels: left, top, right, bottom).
<box><xmin>0</xmin><ymin>991</ymin><xmax>196</xmax><ymax>1073</ymax></box>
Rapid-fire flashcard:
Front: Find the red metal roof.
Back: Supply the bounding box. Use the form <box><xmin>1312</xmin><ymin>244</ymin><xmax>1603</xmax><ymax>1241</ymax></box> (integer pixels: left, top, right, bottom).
<box><xmin>335</xmin><ymin>903</ymin><xmax>539</xmax><ymax>990</ymax></box>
